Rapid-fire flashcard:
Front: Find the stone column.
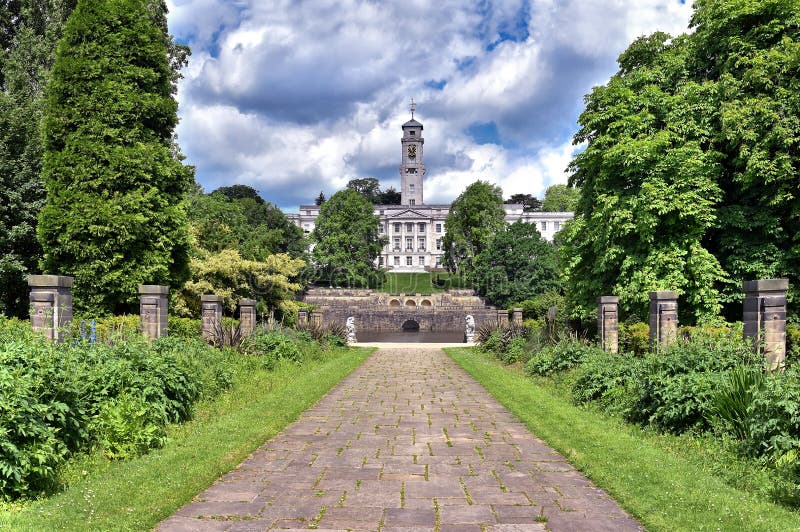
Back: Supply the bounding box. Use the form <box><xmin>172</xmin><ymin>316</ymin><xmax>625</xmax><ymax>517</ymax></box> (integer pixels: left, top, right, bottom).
<box><xmin>139</xmin><ymin>285</ymin><xmax>168</xmax><ymax>340</ymax></box>
<box><xmin>239</xmin><ymin>299</ymin><xmax>257</xmax><ymax>336</ymax></box>
<box><xmin>201</xmin><ymin>294</ymin><xmax>223</xmax><ymax>341</ymax></box>
<box><xmin>497</xmin><ymin>309</ymin><xmax>509</xmax><ymax>327</ymax></box>
<box><xmin>597</xmin><ymin>296</ymin><xmax>619</xmax><ymax>354</ymax></box>
<box><xmin>649</xmin><ymin>291</ymin><xmax>678</xmax><ymax>350</ymax></box>
<box><xmin>28</xmin><ymin>275</ymin><xmax>73</xmax><ymax>342</ymax></box>
<box><xmin>512</xmin><ymin>308</ymin><xmax>523</xmax><ymax>326</ymax></box>
<box><xmin>743</xmin><ymin>279</ymin><xmax>789</xmax><ymax>371</ymax></box>
<box><xmin>298</xmin><ymin>309</ymin><xmax>308</xmax><ymax>327</ymax></box>
<box><xmin>311</xmin><ymin>310</ymin><xmax>323</xmax><ymax>327</ymax></box>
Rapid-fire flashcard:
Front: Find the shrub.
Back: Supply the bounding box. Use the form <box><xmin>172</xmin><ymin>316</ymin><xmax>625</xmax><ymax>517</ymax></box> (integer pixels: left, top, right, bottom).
<box><xmin>787</xmin><ymin>323</ymin><xmax>800</xmax><ymax>363</ymax></box>
<box><xmin>0</xmin><ymin>316</ymin><xmax>35</xmax><ymax>342</ymax></box>
<box><xmin>167</xmin><ymin>316</ymin><xmax>201</xmax><ymax>339</ymax></box>
<box><xmin>248</xmin><ymin>329</ymin><xmax>303</xmax><ymax>370</ymax></box>
<box><xmin>619</xmin><ymin>322</ymin><xmax>649</xmax><ymax>355</ymax></box>
<box><xmin>499</xmin><ymin>336</ymin><xmax>528</xmax><ymax>364</ymax></box>
<box><xmin>572</xmin><ymin>350</ymin><xmax>640</xmax><ymax>410</ymax></box>
<box><xmin>90</xmin><ymin>393</ymin><xmax>167</xmax><ymax>460</ymax></box>
<box><xmin>525</xmin><ymin>340</ymin><xmax>603</xmax><ymax>377</ymax></box>
<box><xmin>513</xmin><ymin>291</ymin><xmax>565</xmax><ymax>320</ymax></box>
<box><xmin>745</xmin><ymin>367</ymin><xmax>800</xmax><ymax>459</ymax></box>
<box><xmin>626</xmin><ymin>337</ymin><xmax>762</xmax><ymax>433</ymax></box>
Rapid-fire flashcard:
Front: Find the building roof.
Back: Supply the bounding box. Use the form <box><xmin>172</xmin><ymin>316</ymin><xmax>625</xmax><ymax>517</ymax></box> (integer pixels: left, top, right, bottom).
<box><xmin>402</xmin><ymin>119</ymin><xmax>423</xmax><ymax>129</ymax></box>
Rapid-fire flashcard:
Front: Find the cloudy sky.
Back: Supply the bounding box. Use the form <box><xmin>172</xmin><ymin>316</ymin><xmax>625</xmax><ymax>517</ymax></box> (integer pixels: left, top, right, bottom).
<box><xmin>166</xmin><ymin>0</ymin><xmax>693</xmax><ymax>211</ymax></box>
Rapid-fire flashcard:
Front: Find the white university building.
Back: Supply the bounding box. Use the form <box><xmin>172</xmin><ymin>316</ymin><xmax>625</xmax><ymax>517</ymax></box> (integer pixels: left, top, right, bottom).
<box><xmin>288</xmin><ymin>106</ymin><xmax>573</xmax><ymax>272</ymax></box>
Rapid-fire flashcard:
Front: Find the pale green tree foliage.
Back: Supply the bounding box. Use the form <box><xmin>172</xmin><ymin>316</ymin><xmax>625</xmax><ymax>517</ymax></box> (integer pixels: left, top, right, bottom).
<box><xmin>176</xmin><ymin>249</ymin><xmax>304</xmax><ymax>321</ymax></box>
<box><xmin>311</xmin><ymin>188</ymin><xmax>384</xmax><ymax>287</ymax></box>
<box><xmin>442</xmin><ymin>181</ymin><xmax>506</xmax><ymax>274</ymax></box>
<box><xmin>541</xmin><ymin>184</ymin><xmax>580</xmax><ymax>212</ymax></box>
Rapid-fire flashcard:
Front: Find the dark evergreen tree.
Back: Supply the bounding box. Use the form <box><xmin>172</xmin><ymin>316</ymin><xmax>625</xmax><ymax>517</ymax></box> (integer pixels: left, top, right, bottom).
<box><xmin>38</xmin><ymin>0</ymin><xmax>192</xmax><ymax>314</ymax></box>
<box><xmin>314</xmin><ymin>191</ymin><xmax>325</xmax><ymax>205</ymax></box>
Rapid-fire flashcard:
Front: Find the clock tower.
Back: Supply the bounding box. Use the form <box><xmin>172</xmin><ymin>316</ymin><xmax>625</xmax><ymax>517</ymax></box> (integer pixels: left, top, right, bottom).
<box><xmin>400</xmin><ymin>99</ymin><xmax>425</xmax><ymax>206</ymax></box>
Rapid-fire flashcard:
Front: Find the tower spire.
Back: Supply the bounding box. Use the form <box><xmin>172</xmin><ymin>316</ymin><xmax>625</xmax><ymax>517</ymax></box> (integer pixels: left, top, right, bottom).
<box><xmin>410</xmin><ymin>98</ymin><xmax>416</xmax><ymax>119</ymax></box>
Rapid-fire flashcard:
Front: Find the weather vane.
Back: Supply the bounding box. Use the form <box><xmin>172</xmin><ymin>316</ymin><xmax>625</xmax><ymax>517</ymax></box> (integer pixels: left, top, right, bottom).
<box><xmin>410</xmin><ymin>98</ymin><xmax>416</xmax><ymax>119</ymax></box>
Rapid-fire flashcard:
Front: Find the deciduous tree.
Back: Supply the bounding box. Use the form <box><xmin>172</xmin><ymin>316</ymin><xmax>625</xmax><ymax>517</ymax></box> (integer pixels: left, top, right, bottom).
<box><xmin>311</xmin><ymin>189</ymin><xmax>384</xmax><ymax>287</ymax></box>
<box><xmin>442</xmin><ymin>181</ymin><xmax>506</xmax><ymax>273</ymax></box>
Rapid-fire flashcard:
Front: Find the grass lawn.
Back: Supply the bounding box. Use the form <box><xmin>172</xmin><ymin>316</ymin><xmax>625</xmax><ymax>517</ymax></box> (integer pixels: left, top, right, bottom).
<box><xmin>378</xmin><ymin>271</ymin><xmax>470</xmax><ymax>293</ymax></box>
<box><xmin>445</xmin><ymin>347</ymin><xmax>800</xmax><ymax>531</ymax></box>
<box><xmin>0</xmin><ymin>347</ymin><xmax>374</xmax><ymax>532</ymax></box>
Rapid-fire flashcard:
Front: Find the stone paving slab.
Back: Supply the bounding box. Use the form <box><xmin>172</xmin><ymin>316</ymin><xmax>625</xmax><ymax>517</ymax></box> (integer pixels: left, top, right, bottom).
<box><xmin>159</xmin><ymin>348</ymin><xmax>640</xmax><ymax>531</ymax></box>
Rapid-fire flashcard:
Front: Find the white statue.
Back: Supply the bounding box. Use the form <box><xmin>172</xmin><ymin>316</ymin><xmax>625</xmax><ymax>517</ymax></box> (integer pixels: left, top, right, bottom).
<box><xmin>346</xmin><ymin>316</ymin><xmax>357</xmax><ymax>344</ymax></box>
<box><xmin>465</xmin><ymin>315</ymin><xmax>475</xmax><ymax>343</ymax></box>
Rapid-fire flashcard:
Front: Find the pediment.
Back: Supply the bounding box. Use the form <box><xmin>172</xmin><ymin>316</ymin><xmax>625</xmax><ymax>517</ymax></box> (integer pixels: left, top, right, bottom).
<box><xmin>387</xmin><ymin>209</ymin><xmax>430</xmax><ymax>219</ymax></box>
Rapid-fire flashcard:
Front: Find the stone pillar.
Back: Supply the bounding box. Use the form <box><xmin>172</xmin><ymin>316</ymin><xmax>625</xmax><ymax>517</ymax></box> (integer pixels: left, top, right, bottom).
<box><xmin>139</xmin><ymin>285</ymin><xmax>168</xmax><ymax>340</ymax></box>
<box><xmin>598</xmin><ymin>296</ymin><xmax>619</xmax><ymax>354</ymax></box>
<box><xmin>239</xmin><ymin>299</ymin><xmax>257</xmax><ymax>336</ymax></box>
<box><xmin>743</xmin><ymin>279</ymin><xmax>789</xmax><ymax>371</ymax></box>
<box><xmin>649</xmin><ymin>291</ymin><xmax>678</xmax><ymax>350</ymax></box>
<box><xmin>201</xmin><ymin>294</ymin><xmax>223</xmax><ymax>341</ymax></box>
<box><xmin>497</xmin><ymin>309</ymin><xmax>509</xmax><ymax>327</ymax></box>
<box><xmin>28</xmin><ymin>275</ymin><xmax>73</xmax><ymax>342</ymax></box>
<box><xmin>298</xmin><ymin>309</ymin><xmax>308</xmax><ymax>327</ymax></box>
<box><xmin>512</xmin><ymin>308</ymin><xmax>523</xmax><ymax>326</ymax></box>
<box><xmin>311</xmin><ymin>310</ymin><xmax>323</xmax><ymax>327</ymax></box>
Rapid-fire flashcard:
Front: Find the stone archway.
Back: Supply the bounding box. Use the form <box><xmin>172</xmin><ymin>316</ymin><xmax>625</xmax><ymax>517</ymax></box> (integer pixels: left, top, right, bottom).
<box><xmin>402</xmin><ymin>319</ymin><xmax>420</xmax><ymax>331</ymax></box>
<box><xmin>405</xmin><ymin>299</ymin><xmax>417</xmax><ymax>309</ymax></box>
<box><xmin>420</xmin><ymin>299</ymin><xmax>432</xmax><ymax>308</ymax></box>
<box><xmin>389</xmin><ymin>299</ymin><xmax>401</xmax><ymax>308</ymax></box>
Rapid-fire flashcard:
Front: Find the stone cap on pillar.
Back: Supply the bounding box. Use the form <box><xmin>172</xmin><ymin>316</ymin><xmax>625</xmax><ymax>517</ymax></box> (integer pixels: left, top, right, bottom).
<box><xmin>598</xmin><ymin>296</ymin><xmax>619</xmax><ymax>304</ymax></box>
<box><xmin>239</xmin><ymin>298</ymin><xmax>256</xmax><ymax>307</ymax></box>
<box><xmin>742</xmin><ymin>279</ymin><xmax>789</xmax><ymax>293</ymax></box>
<box><xmin>649</xmin><ymin>291</ymin><xmax>678</xmax><ymax>301</ymax></box>
<box><xmin>201</xmin><ymin>294</ymin><xmax>224</xmax><ymax>303</ymax></box>
<box><xmin>512</xmin><ymin>308</ymin><xmax>523</xmax><ymax>313</ymax></box>
<box><xmin>139</xmin><ymin>285</ymin><xmax>169</xmax><ymax>295</ymax></box>
<box><xmin>28</xmin><ymin>275</ymin><xmax>73</xmax><ymax>288</ymax></box>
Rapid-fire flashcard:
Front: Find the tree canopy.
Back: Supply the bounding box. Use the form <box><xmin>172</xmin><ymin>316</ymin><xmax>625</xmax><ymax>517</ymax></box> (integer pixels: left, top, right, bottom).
<box><xmin>311</xmin><ymin>188</ymin><xmax>384</xmax><ymax>287</ymax></box>
<box><xmin>37</xmin><ymin>0</ymin><xmax>193</xmax><ymax>314</ymax></box>
<box><xmin>471</xmin><ymin>221</ymin><xmax>560</xmax><ymax>308</ymax></box>
<box><xmin>442</xmin><ymin>180</ymin><xmax>506</xmax><ymax>273</ymax></box>
<box><xmin>561</xmin><ymin>0</ymin><xmax>800</xmax><ymax>322</ymax></box>
<box><xmin>541</xmin><ymin>184</ymin><xmax>580</xmax><ymax>212</ymax></box>
<box><xmin>505</xmin><ymin>193</ymin><xmax>541</xmax><ymax>212</ymax></box>
<box><xmin>346</xmin><ymin>177</ymin><xmax>402</xmax><ymax>205</ymax></box>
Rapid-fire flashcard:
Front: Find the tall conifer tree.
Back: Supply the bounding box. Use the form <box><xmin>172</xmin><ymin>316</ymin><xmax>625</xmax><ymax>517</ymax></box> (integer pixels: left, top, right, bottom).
<box><xmin>38</xmin><ymin>0</ymin><xmax>192</xmax><ymax>313</ymax></box>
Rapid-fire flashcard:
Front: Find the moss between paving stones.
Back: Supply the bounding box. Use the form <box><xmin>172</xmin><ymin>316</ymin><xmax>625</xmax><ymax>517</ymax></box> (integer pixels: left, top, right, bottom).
<box><xmin>0</xmin><ymin>347</ymin><xmax>374</xmax><ymax>531</ymax></box>
<box><xmin>445</xmin><ymin>347</ymin><xmax>800</xmax><ymax>532</ymax></box>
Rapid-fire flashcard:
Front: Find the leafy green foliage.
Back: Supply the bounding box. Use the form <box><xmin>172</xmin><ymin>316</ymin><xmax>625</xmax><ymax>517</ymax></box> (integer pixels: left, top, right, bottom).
<box><xmin>706</xmin><ymin>365</ymin><xmax>764</xmax><ymax>441</ymax></box>
<box><xmin>524</xmin><ymin>340</ymin><xmax>603</xmax><ymax>377</ymax></box>
<box><xmin>619</xmin><ymin>322</ymin><xmax>650</xmax><ymax>355</ymax></box>
<box><xmin>311</xmin><ymin>189</ymin><xmax>384</xmax><ymax>287</ymax></box>
<box><xmin>513</xmin><ymin>290</ymin><xmax>565</xmax><ymax>321</ymax></box>
<box><xmin>345</xmin><ymin>178</ymin><xmax>401</xmax><ymax>205</ymax></box>
<box><xmin>188</xmin><ymin>186</ymin><xmax>305</xmax><ymax>260</ymax></box>
<box><xmin>442</xmin><ymin>180</ymin><xmax>506</xmax><ymax>273</ymax></box>
<box><xmin>563</xmin><ymin>0</ymin><xmax>800</xmax><ymax>321</ymax></box>
<box><xmin>38</xmin><ymin>0</ymin><xmax>193</xmax><ymax>314</ymax></box>
<box><xmin>471</xmin><ymin>221</ymin><xmax>560</xmax><ymax>308</ymax></box>
<box><xmin>541</xmin><ymin>184</ymin><xmax>580</xmax><ymax>212</ymax></box>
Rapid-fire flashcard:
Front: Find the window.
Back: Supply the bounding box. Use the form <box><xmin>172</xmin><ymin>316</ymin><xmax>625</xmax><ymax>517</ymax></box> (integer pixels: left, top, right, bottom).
<box><xmin>393</xmin><ymin>237</ymin><xmax>400</xmax><ymax>251</ymax></box>
<box><xmin>393</xmin><ymin>256</ymin><xmax>400</xmax><ymax>266</ymax></box>
<box><xmin>305</xmin><ymin>210</ymin><xmax>312</xmax><ymax>215</ymax></box>
<box><xmin>405</xmin><ymin>237</ymin><xmax>413</xmax><ymax>251</ymax></box>
<box><xmin>406</xmin><ymin>223</ymin><xmax>413</xmax><ymax>232</ymax></box>
<box><xmin>418</xmin><ymin>223</ymin><xmax>425</xmax><ymax>232</ymax></box>
<box><xmin>419</xmin><ymin>256</ymin><xmax>425</xmax><ymax>266</ymax></box>
<box><xmin>407</xmin><ymin>256</ymin><xmax>413</xmax><ymax>266</ymax></box>
<box><xmin>410</xmin><ymin>130</ymin><xmax>415</xmax><ymax>136</ymax></box>
<box><xmin>410</xmin><ymin>199</ymin><xmax>416</xmax><ymax>205</ymax></box>
<box><xmin>378</xmin><ymin>225</ymin><xmax>384</xmax><ymax>233</ymax></box>
<box><xmin>379</xmin><ymin>257</ymin><xmax>384</xmax><ymax>266</ymax></box>
<box><xmin>435</xmin><ymin>257</ymin><xmax>442</xmax><ymax>266</ymax></box>
<box><xmin>379</xmin><ymin>210</ymin><xmax>384</xmax><ymax>215</ymax></box>
<box><xmin>436</xmin><ymin>238</ymin><xmax>442</xmax><ymax>250</ymax></box>
<box><xmin>409</xmin><ymin>184</ymin><xmax>415</xmax><ymax>192</ymax></box>
<box><xmin>541</xmin><ymin>221</ymin><xmax>548</xmax><ymax>231</ymax></box>
<box><xmin>394</xmin><ymin>223</ymin><xmax>401</xmax><ymax>232</ymax></box>
<box><xmin>406</xmin><ymin>168</ymin><xmax>417</xmax><ymax>174</ymax></box>
<box><xmin>418</xmin><ymin>237</ymin><xmax>425</xmax><ymax>251</ymax></box>
<box><xmin>554</xmin><ymin>221</ymin><xmax>560</xmax><ymax>231</ymax></box>
<box><xmin>435</xmin><ymin>223</ymin><xmax>442</xmax><ymax>233</ymax></box>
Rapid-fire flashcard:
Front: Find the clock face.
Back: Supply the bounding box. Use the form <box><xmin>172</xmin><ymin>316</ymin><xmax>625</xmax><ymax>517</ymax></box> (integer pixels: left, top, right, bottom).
<box><xmin>408</xmin><ymin>144</ymin><xmax>417</xmax><ymax>158</ymax></box>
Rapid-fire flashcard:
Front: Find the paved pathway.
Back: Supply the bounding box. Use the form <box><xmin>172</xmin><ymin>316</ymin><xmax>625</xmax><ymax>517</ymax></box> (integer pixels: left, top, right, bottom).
<box><xmin>159</xmin><ymin>348</ymin><xmax>640</xmax><ymax>531</ymax></box>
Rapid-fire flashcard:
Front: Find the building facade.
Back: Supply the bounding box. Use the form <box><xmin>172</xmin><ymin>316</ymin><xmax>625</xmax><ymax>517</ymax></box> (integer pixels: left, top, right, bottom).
<box><xmin>288</xmin><ymin>107</ymin><xmax>573</xmax><ymax>272</ymax></box>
